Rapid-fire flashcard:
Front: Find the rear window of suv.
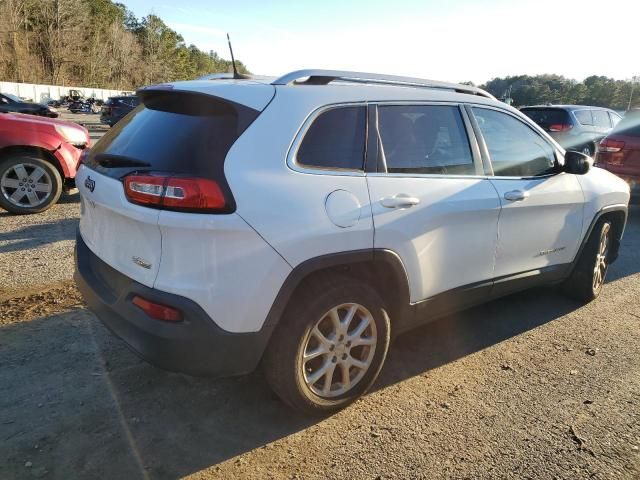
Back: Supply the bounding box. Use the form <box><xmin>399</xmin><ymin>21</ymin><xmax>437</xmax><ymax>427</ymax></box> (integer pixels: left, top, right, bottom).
<box><xmin>85</xmin><ymin>91</ymin><xmax>258</xmax><ymax>180</ymax></box>
<box><xmin>520</xmin><ymin>108</ymin><xmax>570</xmax><ymax>129</ymax></box>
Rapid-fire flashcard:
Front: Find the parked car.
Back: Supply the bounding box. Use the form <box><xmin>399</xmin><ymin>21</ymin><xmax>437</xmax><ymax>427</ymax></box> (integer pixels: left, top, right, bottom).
<box><xmin>74</xmin><ymin>70</ymin><xmax>629</xmax><ymax>414</ymax></box>
<box><xmin>100</xmin><ymin>95</ymin><xmax>140</xmax><ymax>126</ymax></box>
<box><xmin>0</xmin><ymin>112</ymin><xmax>89</xmax><ymax>214</ymax></box>
<box><xmin>0</xmin><ymin>92</ymin><xmax>59</xmax><ymax>118</ymax></box>
<box><xmin>520</xmin><ymin>105</ymin><xmax>622</xmax><ymax>156</ymax></box>
<box><xmin>596</xmin><ymin>111</ymin><xmax>640</xmax><ymax>197</ymax></box>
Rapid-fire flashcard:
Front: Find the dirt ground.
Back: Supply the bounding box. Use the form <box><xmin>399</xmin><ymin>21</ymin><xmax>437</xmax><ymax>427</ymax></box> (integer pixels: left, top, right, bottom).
<box><xmin>1</xmin><ymin>114</ymin><xmax>640</xmax><ymax>479</ymax></box>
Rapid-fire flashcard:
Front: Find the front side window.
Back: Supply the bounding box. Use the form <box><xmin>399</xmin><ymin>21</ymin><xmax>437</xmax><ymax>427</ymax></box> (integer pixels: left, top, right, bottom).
<box><xmin>297</xmin><ymin>106</ymin><xmax>366</xmax><ymax>170</ymax></box>
<box><xmin>377</xmin><ymin>105</ymin><xmax>475</xmax><ymax>175</ymax></box>
<box><xmin>574</xmin><ymin>110</ymin><xmax>593</xmax><ymax>125</ymax></box>
<box><xmin>593</xmin><ymin>109</ymin><xmax>612</xmax><ymax>128</ymax></box>
<box><xmin>472</xmin><ymin>107</ymin><xmax>556</xmax><ymax>177</ymax></box>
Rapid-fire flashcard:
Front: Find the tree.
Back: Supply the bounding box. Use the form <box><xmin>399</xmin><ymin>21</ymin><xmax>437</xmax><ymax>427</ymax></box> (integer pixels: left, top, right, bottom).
<box><xmin>0</xmin><ymin>0</ymin><xmax>249</xmax><ymax>90</ymax></box>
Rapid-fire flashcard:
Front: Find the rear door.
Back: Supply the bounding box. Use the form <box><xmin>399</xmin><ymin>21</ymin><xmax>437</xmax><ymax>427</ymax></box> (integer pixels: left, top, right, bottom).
<box><xmin>592</xmin><ymin>109</ymin><xmax>613</xmax><ymax>141</ymax></box>
<box><xmin>573</xmin><ymin>109</ymin><xmax>597</xmax><ymax>149</ymax></box>
<box><xmin>470</xmin><ymin>106</ymin><xmax>583</xmax><ymax>289</ymax></box>
<box><xmin>77</xmin><ymin>166</ymin><xmax>162</xmax><ymax>287</ymax></box>
<box><xmin>366</xmin><ymin>103</ymin><xmax>500</xmax><ymax>308</ymax></box>
<box><xmin>77</xmin><ymin>86</ymin><xmax>272</xmax><ymax>288</ymax></box>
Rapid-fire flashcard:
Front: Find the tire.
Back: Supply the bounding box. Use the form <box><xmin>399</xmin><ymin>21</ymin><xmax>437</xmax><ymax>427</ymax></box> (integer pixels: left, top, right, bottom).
<box><xmin>563</xmin><ymin>219</ymin><xmax>612</xmax><ymax>302</ymax></box>
<box><xmin>0</xmin><ymin>155</ymin><xmax>63</xmax><ymax>214</ymax></box>
<box><xmin>581</xmin><ymin>144</ymin><xmax>594</xmax><ymax>156</ymax></box>
<box><xmin>263</xmin><ymin>274</ymin><xmax>391</xmax><ymax>415</ymax></box>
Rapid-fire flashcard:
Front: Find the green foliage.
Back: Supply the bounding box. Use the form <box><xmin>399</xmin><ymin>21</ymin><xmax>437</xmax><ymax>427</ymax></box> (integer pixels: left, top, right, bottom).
<box><xmin>0</xmin><ymin>0</ymin><xmax>248</xmax><ymax>89</ymax></box>
<box><xmin>481</xmin><ymin>74</ymin><xmax>639</xmax><ymax>110</ymax></box>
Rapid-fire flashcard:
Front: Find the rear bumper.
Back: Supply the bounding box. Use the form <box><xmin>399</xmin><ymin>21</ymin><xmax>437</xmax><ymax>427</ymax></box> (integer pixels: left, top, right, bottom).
<box><xmin>74</xmin><ymin>232</ymin><xmax>274</xmax><ymax>377</ymax></box>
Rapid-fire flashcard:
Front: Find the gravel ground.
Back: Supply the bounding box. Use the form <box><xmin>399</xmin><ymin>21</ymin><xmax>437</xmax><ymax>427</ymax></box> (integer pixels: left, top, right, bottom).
<box><xmin>1</xmin><ymin>116</ymin><xmax>639</xmax><ymax>479</ymax></box>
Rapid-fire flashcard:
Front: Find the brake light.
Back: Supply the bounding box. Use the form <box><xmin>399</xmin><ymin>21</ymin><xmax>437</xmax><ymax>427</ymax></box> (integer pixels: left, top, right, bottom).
<box><xmin>124</xmin><ymin>174</ymin><xmax>226</xmax><ymax>212</ymax></box>
<box><xmin>132</xmin><ymin>295</ymin><xmax>182</xmax><ymax>322</ymax></box>
<box><xmin>599</xmin><ymin>138</ymin><xmax>625</xmax><ymax>153</ymax></box>
<box><xmin>548</xmin><ymin>123</ymin><xmax>573</xmax><ymax>132</ymax></box>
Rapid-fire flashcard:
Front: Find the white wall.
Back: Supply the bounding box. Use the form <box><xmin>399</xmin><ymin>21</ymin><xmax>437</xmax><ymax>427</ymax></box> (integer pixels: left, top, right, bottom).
<box><xmin>0</xmin><ymin>81</ymin><xmax>133</xmax><ymax>104</ymax></box>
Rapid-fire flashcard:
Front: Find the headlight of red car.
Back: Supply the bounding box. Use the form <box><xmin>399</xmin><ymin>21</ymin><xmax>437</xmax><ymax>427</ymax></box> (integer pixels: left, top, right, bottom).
<box><xmin>55</xmin><ymin>124</ymin><xmax>88</xmax><ymax>148</ymax></box>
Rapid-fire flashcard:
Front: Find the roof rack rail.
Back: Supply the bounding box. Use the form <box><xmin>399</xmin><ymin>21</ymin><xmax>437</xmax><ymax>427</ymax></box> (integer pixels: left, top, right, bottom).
<box><xmin>197</xmin><ymin>72</ymin><xmax>275</xmax><ymax>82</ymax></box>
<box><xmin>197</xmin><ymin>73</ymin><xmax>235</xmax><ymax>81</ymax></box>
<box><xmin>271</xmin><ymin>69</ymin><xmax>495</xmax><ymax>99</ymax></box>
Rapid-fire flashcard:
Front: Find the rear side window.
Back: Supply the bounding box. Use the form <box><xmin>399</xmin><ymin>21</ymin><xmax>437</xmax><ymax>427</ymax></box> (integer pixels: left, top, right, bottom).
<box><xmin>378</xmin><ymin>105</ymin><xmax>475</xmax><ymax>175</ymax></box>
<box><xmin>297</xmin><ymin>106</ymin><xmax>366</xmax><ymax>170</ymax></box>
<box><xmin>593</xmin><ymin>109</ymin><xmax>612</xmax><ymax>128</ymax></box>
<box><xmin>609</xmin><ymin>112</ymin><xmax>622</xmax><ymax>127</ymax></box>
<box><xmin>574</xmin><ymin>110</ymin><xmax>593</xmax><ymax>125</ymax></box>
<box><xmin>521</xmin><ymin>108</ymin><xmax>570</xmax><ymax>129</ymax></box>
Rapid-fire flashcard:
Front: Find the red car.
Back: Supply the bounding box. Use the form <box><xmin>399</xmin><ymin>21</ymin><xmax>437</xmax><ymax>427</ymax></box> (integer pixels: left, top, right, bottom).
<box><xmin>597</xmin><ymin>111</ymin><xmax>640</xmax><ymax>197</ymax></box>
<box><xmin>0</xmin><ymin>112</ymin><xmax>89</xmax><ymax>214</ymax></box>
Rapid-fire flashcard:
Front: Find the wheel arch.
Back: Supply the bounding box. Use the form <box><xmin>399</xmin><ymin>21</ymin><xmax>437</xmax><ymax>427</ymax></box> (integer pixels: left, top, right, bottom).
<box><xmin>0</xmin><ymin>145</ymin><xmax>65</xmax><ymax>179</ymax></box>
<box><xmin>574</xmin><ymin>204</ymin><xmax>627</xmax><ymax>266</ymax></box>
<box><xmin>263</xmin><ymin>249</ymin><xmax>412</xmax><ymax>333</ymax></box>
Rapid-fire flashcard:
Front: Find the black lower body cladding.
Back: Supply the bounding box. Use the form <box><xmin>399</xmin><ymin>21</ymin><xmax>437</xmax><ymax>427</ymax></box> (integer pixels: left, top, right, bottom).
<box><xmin>74</xmin><ymin>231</ymin><xmax>273</xmax><ymax>377</ymax></box>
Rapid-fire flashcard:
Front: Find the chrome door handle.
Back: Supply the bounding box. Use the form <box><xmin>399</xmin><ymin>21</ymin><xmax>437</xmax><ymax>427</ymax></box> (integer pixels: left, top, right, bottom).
<box><xmin>381</xmin><ymin>194</ymin><xmax>421</xmax><ymax>209</ymax></box>
<box><xmin>504</xmin><ymin>190</ymin><xmax>529</xmax><ymax>202</ymax></box>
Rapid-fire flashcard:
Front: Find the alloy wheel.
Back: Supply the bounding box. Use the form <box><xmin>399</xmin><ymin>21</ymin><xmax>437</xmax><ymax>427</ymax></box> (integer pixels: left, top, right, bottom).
<box><xmin>0</xmin><ymin>163</ymin><xmax>53</xmax><ymax>208</ymax></box>
<box><xmin>301</xmin><ymin>303</ymin><xmax>377</xmax><ymax>398</ymax></box>
<box><xmin>593</xmin><ymin>223</ymin><xmax>610</xmax><ymax>291</ymax></box>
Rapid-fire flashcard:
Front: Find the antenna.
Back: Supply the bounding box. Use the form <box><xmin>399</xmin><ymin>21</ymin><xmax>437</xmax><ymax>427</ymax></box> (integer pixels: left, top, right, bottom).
<box><xmin>226</xmin><ymin>33</ymin><xmax>248</xmax><ymax>80</ymax></box>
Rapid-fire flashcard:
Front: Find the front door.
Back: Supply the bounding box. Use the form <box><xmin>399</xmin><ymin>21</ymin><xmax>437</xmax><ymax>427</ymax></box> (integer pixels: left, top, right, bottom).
<box><xmin>470</xmin><ymin>106</ymin><xmax>584</xmax><ymax>290</ymax></box>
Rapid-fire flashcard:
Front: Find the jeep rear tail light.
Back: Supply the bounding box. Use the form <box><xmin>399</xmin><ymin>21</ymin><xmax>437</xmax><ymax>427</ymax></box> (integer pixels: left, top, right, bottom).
<box><xmin>599</xmin><ymin>138</ymin><xmax>625</xmax><ymax>153</ymax></box>
<box><xmin>548</xmin><ymin>123</ymin><xmax>573</xmax><ymax>132</ymax></box>
<box><xmin>132</xmin><ymin>295</ymin><xmax>182</xmax><ymax>322</ymax></box>
<box><xmin>124</xmin><ymin>174</ymin><xmax>226</xmax><ymax>212</ymax></box>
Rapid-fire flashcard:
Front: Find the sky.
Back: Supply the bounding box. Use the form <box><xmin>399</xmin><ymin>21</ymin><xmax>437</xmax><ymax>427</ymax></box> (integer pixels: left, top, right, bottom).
<box><xmin>123</xmin><ymin>0</ymin><xmax>638</xmax><ymax>85</ymax></box>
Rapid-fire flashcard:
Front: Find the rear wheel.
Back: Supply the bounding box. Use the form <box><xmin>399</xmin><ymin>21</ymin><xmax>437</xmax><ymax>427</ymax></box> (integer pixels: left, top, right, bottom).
<box><xmin>263</xmin><ymin>275</ymin><xmax>390</xmax><ymax>414</ymax></box>
<box><xmin>564</xmin><ymin>219</ymin><xmax>612</xmax><ymax>302</ymax></box>
<box><xmin>0</xmin><ymin>155</ymin><xmax>62</xmax><ymax>214</ymax></box>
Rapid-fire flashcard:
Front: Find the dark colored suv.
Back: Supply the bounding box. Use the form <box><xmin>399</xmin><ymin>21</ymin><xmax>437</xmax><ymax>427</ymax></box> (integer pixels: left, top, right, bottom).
<box><xmin>597</xmin><ymin>111</ymin><xmax>640</xmax><ymax>196</ymax></box>
<box><xmin>100</xmin><ymin>95</ymin><xmax>139</xmax><ymax>127</ymax></box>
<box><xmin>521</xmin><ymin>105</ymin><xmax>622</xmax><ymax>156</ymax></box>
<box><xmin>0</xmin><ymin>93</ymin><xmax>59</xmax><ymax>118</ymax></box>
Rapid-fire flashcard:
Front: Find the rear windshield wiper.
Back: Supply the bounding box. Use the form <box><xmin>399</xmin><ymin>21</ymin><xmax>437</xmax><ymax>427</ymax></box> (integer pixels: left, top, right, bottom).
<box><xmin>94</xmin><ymin>153</ymin><xmax>151</xmax><ymax>168</ymax></box>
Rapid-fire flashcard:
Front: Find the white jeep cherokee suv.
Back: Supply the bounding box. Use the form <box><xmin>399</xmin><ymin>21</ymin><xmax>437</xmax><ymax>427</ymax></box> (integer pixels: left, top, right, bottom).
<box><xmin>74</xmin><ymin>70</ymin><xmax>629</xmax><ymax>414</ymax></box>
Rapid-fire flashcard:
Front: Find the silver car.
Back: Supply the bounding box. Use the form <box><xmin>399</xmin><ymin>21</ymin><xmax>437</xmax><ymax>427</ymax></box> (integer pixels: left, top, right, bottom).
<box><xmin>521</xmin><ymin>105</ymin><xmax>622</xmax><ymax>156</ymax></box>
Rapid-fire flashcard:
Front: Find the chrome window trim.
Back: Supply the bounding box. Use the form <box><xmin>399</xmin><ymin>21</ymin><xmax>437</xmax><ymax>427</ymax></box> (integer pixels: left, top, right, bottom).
<box><xmin>286</xmin><ymin>99</ymin><xmax>562</xmax><ymax>180</ymax></box>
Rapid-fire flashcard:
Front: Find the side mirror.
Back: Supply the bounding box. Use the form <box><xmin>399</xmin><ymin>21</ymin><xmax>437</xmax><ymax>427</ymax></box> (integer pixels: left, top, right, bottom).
<box><xmin>564</xmin><ymin>150</ymin><xmax>592</xmax><ymax>175</ymax></box>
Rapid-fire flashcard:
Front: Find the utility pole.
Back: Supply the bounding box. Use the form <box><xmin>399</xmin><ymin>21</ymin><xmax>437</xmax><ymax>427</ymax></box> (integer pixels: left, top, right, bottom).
<box><xmin>629</xmin><ymin>76</ymin><xmax>639</xmax><ymax>111</ymax></box>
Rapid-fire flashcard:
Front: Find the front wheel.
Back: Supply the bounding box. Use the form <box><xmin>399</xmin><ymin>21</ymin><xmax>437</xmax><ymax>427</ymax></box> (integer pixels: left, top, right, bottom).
<box><xmin>0</xmin><ymin>155</ymin><xmax>63</xmax><ymax>214</ymax></box>
<box><xmin>263</xmin><ymin>275</ymin><xmax>390</xmax><ymax>415</ymax></box>
<box><xmin>563</xmin><ymin>219</ymin><xmax>612</xmax><ymax>302</ymax></box>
